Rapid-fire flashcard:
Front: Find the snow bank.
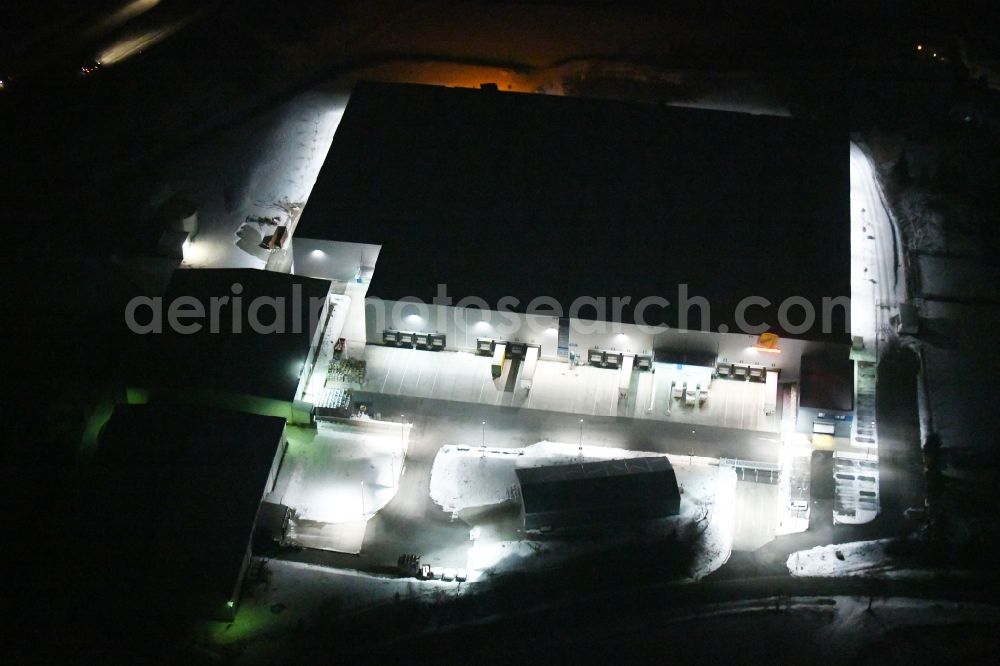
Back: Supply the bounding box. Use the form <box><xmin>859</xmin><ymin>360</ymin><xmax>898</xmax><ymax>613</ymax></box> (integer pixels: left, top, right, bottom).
<box><xmin>429</xmin><ymin>440</ymin><xmax>667</xmax><ymax>514</ymax></box>
<box><xmin>786</xmin><ymin>539</ymin><xmax>895</xmax><ymax>577</ymax></box>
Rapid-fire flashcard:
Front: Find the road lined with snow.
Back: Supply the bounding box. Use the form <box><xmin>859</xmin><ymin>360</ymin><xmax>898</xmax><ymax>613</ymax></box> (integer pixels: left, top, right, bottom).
<box><xmin>850</xmin><ymin>143</ymin><xmax>904</xmax><ymax>354</ymax></box>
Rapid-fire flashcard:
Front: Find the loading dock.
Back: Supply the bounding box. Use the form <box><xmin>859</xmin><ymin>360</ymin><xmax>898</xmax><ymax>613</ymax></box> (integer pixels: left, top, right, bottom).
<box><xmin>362</xmin><ymin>346</ymin><xmax>784</xmax><ymax>431</ymax></box>
<box><xmin>382</xmin><ymin>329</ymin><xmax>446</xmax><ymax>350</ymax></box>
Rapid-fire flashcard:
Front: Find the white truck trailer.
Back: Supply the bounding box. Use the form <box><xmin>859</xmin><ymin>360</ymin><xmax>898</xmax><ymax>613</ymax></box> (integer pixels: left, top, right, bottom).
<box><xmin>520</xmin><ymin>346</ymin><xmax>539</xmax><ymax>390</ymax></box>
<box><xmin>618</xmin><ymin>353</ymin><xmax>634</xmax><ymax>399</ymax></box>
<box><xmin>764</xmin><ymin>370</ymin><xmax>779</xmax><ymax>415</ymax></box>
<box><xmin>491</xmin><ymin>342</ymin><xmax>507</xmax><ymax>379</ymax></box>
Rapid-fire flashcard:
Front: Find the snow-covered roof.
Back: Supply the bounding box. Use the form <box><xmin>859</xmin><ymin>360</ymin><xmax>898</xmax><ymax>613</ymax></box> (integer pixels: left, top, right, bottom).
<box><xmin>297</xmin><ymin>81</ymin><xmax>850</xmax><ymax>342</ymax></box>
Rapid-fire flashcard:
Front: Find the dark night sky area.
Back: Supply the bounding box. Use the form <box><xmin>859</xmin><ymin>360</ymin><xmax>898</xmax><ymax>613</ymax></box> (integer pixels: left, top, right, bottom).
<box><xmin>0</xmin><ymin>0</ymin><xmax>995</xmax><ymax>253</ymax></box>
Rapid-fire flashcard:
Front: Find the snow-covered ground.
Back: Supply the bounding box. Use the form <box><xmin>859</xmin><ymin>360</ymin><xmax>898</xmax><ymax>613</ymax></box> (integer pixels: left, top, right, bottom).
<box><xmin>271</xmin><ymin>420</ymin><xmax>408</xmax><ymax>553</ymax></box>
<box><xmin>201</xmin><ymin>559</ymin><xmax>458</xmax><ymax>663</ymax></box>
<box><xmin>851</xmin><ymin>143</ymin><xmax>903</xmax><ymax>355</ymax></box>
<box><xmin>429</xmin><ymin>441</ymin><xmax>736</xmax><ymax>580</ymax></box>
<box><xmin>204</xmin><ymin>565</ymin><xmax>1000</xmax><ymax>664</ymax></box>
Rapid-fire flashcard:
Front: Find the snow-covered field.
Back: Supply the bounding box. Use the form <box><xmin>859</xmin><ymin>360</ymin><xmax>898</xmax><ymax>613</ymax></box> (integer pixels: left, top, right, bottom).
<box><xmin>429</xmin><ymin>441</ymin><xmax>736</xmax><ymax>580</ymax></box>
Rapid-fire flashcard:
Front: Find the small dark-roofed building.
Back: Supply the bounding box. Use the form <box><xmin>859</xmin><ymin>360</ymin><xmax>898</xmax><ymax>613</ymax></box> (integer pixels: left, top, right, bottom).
<box><xmin>82</xmin><ymin>403</ymin><xmax>287</xmax><ymax>621</ymax></box>
<box><xmin>295</xmin><ymin>80</ymin><xmax>849</xmax><ymax>342</ymax></box>
<box><xmin>127</xmin><ymin>268</ymin><xmax>332</xmax><ymax>420</ymax></box>
<box><xmin>798</xmin><ymin>353</ymin><xmax>855</xmax><ymax>437</ymax></box>
<box><xmin>515</xmin><ymin>456</ymin><xmax>681</xmax><ymax>531</ymax></box>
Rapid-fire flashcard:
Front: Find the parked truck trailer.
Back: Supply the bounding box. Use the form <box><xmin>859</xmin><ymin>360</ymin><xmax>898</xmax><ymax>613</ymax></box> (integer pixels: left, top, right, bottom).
<box><xmin>491</xmin><ymin>342</ymin><xmax>506</xmax><ymax>379</ymax></box>
<box><xmin>521</xmin><ymin>346</ymin><xmax>539</xmax><ymax>390</ymax></box>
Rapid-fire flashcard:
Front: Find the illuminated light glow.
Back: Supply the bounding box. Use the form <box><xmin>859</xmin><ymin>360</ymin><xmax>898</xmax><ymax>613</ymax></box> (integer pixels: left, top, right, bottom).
<box><xmin>405</xmin><ymin>313</ymin><xmax>422</xmax><ymax>322</ymax></box>
<box><xmin>756</xmin><ymin>331</ymin><xmax>779</xmax><ymax>348</ymax></box>
<box><xmin>310</xmin><ymin>249</ymin><xmax>325</xmax><ymax>257</ymax></box>
<box><xmin>226</xmin><ymin>600</ymin><xmax>235</xmax><ymax>609</ymax></box>
<box><xmin>750</xmin><ymin>332</ymin><xmax>780</xmax><ymax>354</ymax></box>
<box><xmin>916</xmin><ymin>44</ymin><xmax>922</xmax><ymax>50</ymax></box>
<box><xmin>88</xmin><ymin>0</ymin><xmax>161</xmax><ymax>38</ymax></box>
<box><xmin>466</xmin><ymin>540</ymin><xmax>513</xmax><ymax>576</ymax></box>
<box><xmin>474</xmin><ymin>319</ymin><xmax>491</xmax><ymax>329</ymax></box>
<box><xmin>97</xmin><ymin>18</ymin><xmax>187</xmax><ymax>66</ymax></box>
<box><xmin>544</xmin><ymin>327</ymin><xmax>557</xmax><ymax>335</ymax></box>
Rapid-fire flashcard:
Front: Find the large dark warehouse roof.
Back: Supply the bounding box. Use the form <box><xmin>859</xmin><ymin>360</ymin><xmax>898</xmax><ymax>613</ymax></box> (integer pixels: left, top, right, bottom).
<box><xmin>76</xmin><ymin>404</ymin><xmax>286</xmax><ymax>619</ymax></box>
<box><xmin>297</xmin><ymin>81</ymin><xmax>850</xmax><ymax>341</ymax></box>
<box><xmin>800</xmin><ymin>353</ymin><xmax>855</xmax><ymax>412</ymax></box>
<box><xmin>129</xmin><ymin>268</ymin><xmax>331</xmax><ymax>403</ymax></box>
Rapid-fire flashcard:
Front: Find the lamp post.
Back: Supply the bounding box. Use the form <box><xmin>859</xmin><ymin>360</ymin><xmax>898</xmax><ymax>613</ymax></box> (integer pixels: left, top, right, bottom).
<box><xmin>400</xmin><ymin>414</ymin><xmax>406</xmax><ymax>458</ymax></box>
<box><xmin>578</xmin><ymin>419</ymin><xmax>584</xmax><ymax>455</ymax></box>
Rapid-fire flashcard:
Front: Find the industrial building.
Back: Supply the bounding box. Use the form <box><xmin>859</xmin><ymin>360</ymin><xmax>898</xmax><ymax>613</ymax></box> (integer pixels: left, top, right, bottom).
<box><xmin>125</xmin><ymin>268</ymin><xmax>333</xmax><ymax>423</ymax></box>
<box><xmin>291</xmin><ymin>81</ymin><xmax>853</xmax><ymax>420</ymax></box>
<box><xmin>82</xmin><ymin>404</ymin><xmax>288</xmax><ymax>621</ymax></box>
<box><xmin>516</xmin><ymin>457</ymin><xmax>681</xmax><ymax>531</ymax></box>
